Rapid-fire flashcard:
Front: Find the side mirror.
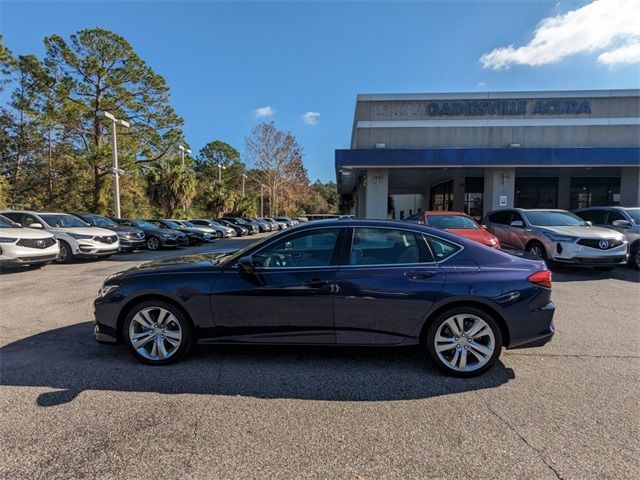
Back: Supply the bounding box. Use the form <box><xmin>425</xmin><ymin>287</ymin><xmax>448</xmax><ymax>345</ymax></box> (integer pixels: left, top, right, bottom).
<box><xmin>585</xmin><ymin>221</ymin><xmax>593</xmax><ymax>226</ymax></box>
<box><xmin>237</xmin><ymin>256</ymin><xmax>255</xmax><ymax>275</ymax></box>
<box><xmin>480</xmin><ymin>224</ymin><xmax>488</xmax><ymax>230</ymax></box>
<box><xmin>612</xmin><ymin>219</ymin><xmax>631</xmax><ymax>228</ymax></box>
<box><xmin>29</xmin><ymin>222</ymin><xmax>43</xmax><ymax>229</ymax></box>
<box><xmin>510</xmin><ymin>220</ymin><xmax>524</xmax><ymax>228</ymax></box>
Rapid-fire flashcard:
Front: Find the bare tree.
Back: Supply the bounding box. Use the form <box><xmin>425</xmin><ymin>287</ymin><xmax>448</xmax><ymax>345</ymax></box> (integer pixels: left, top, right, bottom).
<box><xmin>244</xmin><ymin>122</ymin><xmax>308</xmax><ymax>216</ymax></box>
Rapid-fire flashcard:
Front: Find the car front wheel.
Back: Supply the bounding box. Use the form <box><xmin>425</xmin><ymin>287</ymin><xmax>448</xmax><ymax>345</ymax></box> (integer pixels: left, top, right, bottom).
<box><xmin>526</xmin><ymin>241</ymin><xmax>547</xmax><ymax>261</ymax></box>
<box><xmin>426</xmin><ymin>307</ymin><xmax>502</xmax><ymax>377</ymax></box>
<box><xmin>123</xmin><ymin>301</ymin><xmax>192</xmax><ymax>365</ymax></box>
<box><xmin>56</xmin><ymin>240</ymin><xmax>74</xmax><ymax>264</ymax></box>
<box><xmin>146</xmin><ymin>236</ymin><xmax>161</xmax><ymax>251</ymax></box>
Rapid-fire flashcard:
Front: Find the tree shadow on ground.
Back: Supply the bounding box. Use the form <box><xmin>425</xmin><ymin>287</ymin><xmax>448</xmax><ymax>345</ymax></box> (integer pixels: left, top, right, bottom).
<box><xmin>1</xmin><ymin>322</ymin><xmax>515</xmax><ymax>407</ymax></box>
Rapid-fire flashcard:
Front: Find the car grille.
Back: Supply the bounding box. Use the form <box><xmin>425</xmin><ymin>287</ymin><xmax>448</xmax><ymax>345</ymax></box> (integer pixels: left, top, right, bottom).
<box><xmin>94</xmin><ymin>235</ymin><xmax>118</xmax><ymax>244</ymax></box>
<box><xmin>577</xmin><ymin>238</ymin><xmax>623</xmax><ymax>250</ymax></box>
<box><xmin>16</xmin><ymin>237</ymin><xmax>57</xmax><ymax>249</ymax></box>
<box><xmin>17</xmin><ymin>254</ymin><xmax>58</xmax><ymax>262</ymax></box>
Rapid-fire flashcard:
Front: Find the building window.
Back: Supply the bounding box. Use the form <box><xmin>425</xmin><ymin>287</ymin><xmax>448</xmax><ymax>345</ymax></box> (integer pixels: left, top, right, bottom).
<box><xmin>515</xmin><ymin>177</ymin><xmax>558</xmax><ymax>209</ymax></box>
<box><xmin>430</xmin><ymin>180</ymin><xmax>453</xmax><ymax>211</ymax></box>
<box><xmin>570</xmin><ymin>177</ymin><xmax>620</xmax><ymax>209</ymax></box>
<box><xmin>464</xmin><ymin>177</ymin><xmax>484</xmax><ymax>220</ymax></box>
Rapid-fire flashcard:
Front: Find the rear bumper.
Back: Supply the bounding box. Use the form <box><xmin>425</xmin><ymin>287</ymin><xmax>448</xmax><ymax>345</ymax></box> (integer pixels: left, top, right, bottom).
<box><xmin>507</xmin><ymin>301</ymin><xmax>556</xmax><ymax>349</ymax></box>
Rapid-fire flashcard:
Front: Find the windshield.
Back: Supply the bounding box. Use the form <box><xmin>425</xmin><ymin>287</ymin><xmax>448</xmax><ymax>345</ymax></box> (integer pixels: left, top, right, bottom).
<box><xmin>523</xmin><ymin>211</ymin><xmax>586</xmax><ymax>227</ymax></box>
<box><xmin>0</xmin><ymin>215</ymin><xmax>19</xmax><ymax>228</ymax></box>
<box><xmin>625</xmin><ymin>209</ymin><xmax>640</xmax><ymax>224</ymax></box>
<box><xmin>181</xmin><ymin>221</ymin><xmax>196</xmax><ymax>227</ymax></box>
<box><xmin>84</xmin><ymin>215</ymin><xmax>117</xmax><ymax>228</ymax></box>
<box><xmin>136</xmin><ymin>220</ymin><xmax>158</xmax><ymax>230</ymax></box>
<box><xmin>426</xmin><ymin>215</ymin><xmax>478</xmax><ymax>230</ymax></box>
<box><xmin>40</xmin><ymin>214</ymin><xmax>89</xmax><ymax>228</ymax></box>
<box><xmin>163</xmin><ymin>220</ymin><xmax>182</xmax><ymax>229</ymax></box>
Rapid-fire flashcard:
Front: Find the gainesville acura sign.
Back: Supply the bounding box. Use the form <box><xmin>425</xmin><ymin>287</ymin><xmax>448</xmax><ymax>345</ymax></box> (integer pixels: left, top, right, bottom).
<box><xmin>425</xmin><ymin>99</ymin><xmax>592</xmax><ymax>116</ymax></box>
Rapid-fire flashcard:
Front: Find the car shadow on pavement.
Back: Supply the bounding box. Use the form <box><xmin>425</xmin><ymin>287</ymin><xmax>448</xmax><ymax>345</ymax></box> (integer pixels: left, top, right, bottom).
<box><xmin>551</xmin><ymin>265</ymin><xmax>640</xmax><ymax>283</ymax></box>
<box><xmin>1</xmin><ymin>322</ymin><xmax>515</xmax><ymax>407</ymax></box>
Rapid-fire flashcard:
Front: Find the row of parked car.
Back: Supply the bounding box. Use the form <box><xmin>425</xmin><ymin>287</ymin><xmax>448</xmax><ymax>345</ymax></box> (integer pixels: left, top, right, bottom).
<box><xmin>0</xmin><ymin>209</ymin><xmax>305</xmax><ymax>271</ymax></box>
<box><xmin>404</xmin><ymin>206</ymin><xmax>640</xmax><ymax>270</ymax></box>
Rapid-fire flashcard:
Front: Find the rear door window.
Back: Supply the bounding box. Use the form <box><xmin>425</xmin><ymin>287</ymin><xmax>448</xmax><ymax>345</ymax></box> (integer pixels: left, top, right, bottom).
<box><xmin>350</xmin><ymin>228</ymin><xmax>430</xmax><ymax>265</ymax></box>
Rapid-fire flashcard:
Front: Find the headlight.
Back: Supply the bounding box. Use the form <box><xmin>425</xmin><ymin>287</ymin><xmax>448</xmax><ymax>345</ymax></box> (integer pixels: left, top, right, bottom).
<box><xmin>488</xmin><ymin>237</ymin><xmax>499</xmax><ymax>246</ymax></box>
<box><xmin>97</xmin><ymin>284</ymin><xmax>119</xmax><ymax>298</ymax></box>
<box><xmin>160</xmin><ymin>232</ymin><xmax>174</xmax><ymax>238</ymax></box>
<box><xmin>542</xmin><ymin>231</ymin><xmax>576</xmax><ymax>242</ymax></box>
<box><xmin>69</xmin><ymin>233</ymin><xmax>94</xmax><ymax>240</ymax></box>
<box><xmin>0</xmin><ymin>237</ymin><xmax>17</xmax><ymax>243</ymax></box>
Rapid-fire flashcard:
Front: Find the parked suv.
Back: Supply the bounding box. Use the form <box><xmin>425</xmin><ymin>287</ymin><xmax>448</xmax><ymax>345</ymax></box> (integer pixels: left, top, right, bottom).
<box><xmin>2</xmin><ymin>210</ymin><xmax>119</xmax><ymax>263</ymax></box>
<box><xmin>0</xmin><ymin>214</ymin><xmax>59</xmax><ymax>269</ymax></box>
<box><xmin>114</xmin><ymin>219</ymin><xmax>188</xmax><ymax>250</ymax></box>
<box><xmin>483</xmin><ymin>208</ymin><xmax>628</xmax><ymax>269</ymax></box>
<box><xmin>74</xmin><ymin>213</ymin><xmax>145</xmax><ymax>251</ymax></box>
<box><xmin>573</xmin><ymin>206</ymin><xmax>640</xmax><ymax>269</ymax></box>
<box><xmin>190</xmin><ymin>219</ymin><xmax>235</xmax><ymax>237</ymax></box>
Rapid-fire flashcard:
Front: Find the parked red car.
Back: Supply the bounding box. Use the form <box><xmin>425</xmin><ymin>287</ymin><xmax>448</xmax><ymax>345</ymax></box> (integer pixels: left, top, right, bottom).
<box><xmin>404</xmin><ymin>211</ymin><xmax>500</xmax><ymax>248</ymax></box>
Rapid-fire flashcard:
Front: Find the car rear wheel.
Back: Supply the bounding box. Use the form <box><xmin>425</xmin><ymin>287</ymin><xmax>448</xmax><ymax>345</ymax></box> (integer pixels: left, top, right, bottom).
<box><xmin>56</xmin><ymin>240</ymin><xmax>74</xmax><ymax>264</ymax></box>
<box><xmin>631</xmin><ymin>243</ymin><xmax>640</xmax><ymax>270</ymax></box>
<box><xmin>146</xmin><ymin>236</ymin><xmax>160</xmax><ymax>251</ymax></box>
<box><xmin>426</xmin><ymin>307</ymin><xmax>502</xmax><ymax>377</ymax></box>
<box><xmin>526</xmin><ymin>241</ymin><xmax>547</xmax><ymax>260</ymax></box>
<box><xmin>123</xmin><ymin>301</ymin><xmax>192</xmax><ymax>365</ymax></box>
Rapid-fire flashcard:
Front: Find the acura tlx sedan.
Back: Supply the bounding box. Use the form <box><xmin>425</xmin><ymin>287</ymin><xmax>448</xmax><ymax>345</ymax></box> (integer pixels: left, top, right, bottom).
<box><xmin>94</xmin><ymin>219</ymin><xmax>555</xmax><ymax>377</ymax></box>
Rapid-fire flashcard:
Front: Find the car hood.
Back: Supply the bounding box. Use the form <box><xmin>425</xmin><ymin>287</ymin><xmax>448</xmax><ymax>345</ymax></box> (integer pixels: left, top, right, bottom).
<box><xmin>110</xmin><ymin>226</ymin><xmax>143</xmax><ymax>234</ymax></box>
<box><xmin>538</xmin><ymin>225</ymin><xmax>625</xmax><ymax>239</ymax></box>
<box><xmin>147</xmin><ymin>228</ymin><xmax>184</xmax><ymax>237</ymax></box>
<box><xmin>108</xmin><ymin>251</ymin><xmax>239</xmax><ymax>280</ymax></box>
<box><xmin>445</xmin><ymin>228</ymin><xmax>497</xmax><ymax>245</ymax></box>
<box><xmin>54</xmin><ymin>226</ymin><xmax>117</xmax><ymax>236</ymax></box>
<box><xmin>0</xmin><ymin>227</ymin><xmax>55</xmax><ymax>240</ymax></box>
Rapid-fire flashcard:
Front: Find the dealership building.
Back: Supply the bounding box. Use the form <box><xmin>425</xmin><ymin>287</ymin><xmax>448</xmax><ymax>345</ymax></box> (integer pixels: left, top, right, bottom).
<box><xmin>335</xmin><ymin>89</ymin><xmax>640</xmax><ymax>219</ymax></box>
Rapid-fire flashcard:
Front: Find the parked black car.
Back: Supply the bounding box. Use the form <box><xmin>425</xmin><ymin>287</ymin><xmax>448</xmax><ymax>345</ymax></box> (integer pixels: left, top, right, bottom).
<box><xmin>150</xmin><ymin>219</ymin><xmax>205</xmax><ymax>245</ymax></box>
<box><xmin>114</xmin><ymin>219</ymin><xmax>188</xmax><ymax>250</ymax></box>
<box><xmin>74</xmin><ymin>213</ymin><xmax>145</xmax><ymax>251</ymax></box>
<box><xmin>94</xmin><ymin>219</ymin><xmax>555</xmax><ymax>377</ymax></box>
<box><xmin>222</xmin><ymin>217</ymin><xmax>259</xmax><ymax>234</ymax></box>
<box><xmin>216</xmin><ymin>219</ymin><xmax>249</xmax><ymax>236</ymax></box>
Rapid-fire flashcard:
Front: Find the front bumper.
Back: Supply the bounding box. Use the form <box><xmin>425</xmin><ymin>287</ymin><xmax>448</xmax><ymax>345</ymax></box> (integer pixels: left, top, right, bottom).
<box><xmin>160</xmin><ymin>236</ymin><xmax>189</xmax><ymax>247</ymax></box>
<box><xmin>119</xmin><ymin>239</ymin><xmax>146</xmax><ymax>250</ymax></box>
<box><xmin>76</xmin><ymin>243</ymin><xmax>120</xmax><ymax>257</ymax></box>
<box><xmin>0</xmin><ymin>243</ymin><xmax>60</xmax><ymax>265</ymax></box>
<box><xmin>549</xmin><ymin>240</ymin><xmax>628</xmax><ymax>266</ymax></box>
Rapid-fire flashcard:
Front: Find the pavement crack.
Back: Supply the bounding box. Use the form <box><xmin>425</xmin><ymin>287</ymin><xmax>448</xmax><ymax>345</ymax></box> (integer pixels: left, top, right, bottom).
<box><xmin>476</xmin><ymin>392</ymin><xmax>564</xmax><ymax>480</ymax></box>
<box><xmin>506</xmin><ymin>352</ymin><xmax>639</xmax><ymax>359</ymax></box>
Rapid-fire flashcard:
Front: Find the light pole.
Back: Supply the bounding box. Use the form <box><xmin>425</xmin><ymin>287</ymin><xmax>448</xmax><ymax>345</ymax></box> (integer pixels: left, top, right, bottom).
<box><xmin>242</xmin><ymin>173</ymin><xmax>247</xmax><ymax>196</ymax></box>
<box><xmin>97</xmin><ymin>110</ymin><xmax>130</xmax><ymax>219</ymax></box>
<box><xmin>218</xmin><ymin>163</ymin><xmax>226</xmax><ymax>183</ymax></box>
<box><xmin>260</xmin><ymin>183</ymin><xmax>264</xmax><ymax>217</ymax></box>
<box><xmin>178</xmin><ymin>144</ymin><xmax>191</xmax><ymax>166</ymax></box>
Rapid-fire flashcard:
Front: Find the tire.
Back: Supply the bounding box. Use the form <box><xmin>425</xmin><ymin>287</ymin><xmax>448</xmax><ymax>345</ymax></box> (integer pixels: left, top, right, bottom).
<box><xmin>56</xmin><ymin>240</ymin><xmax>74</xmax><ymax>264</ymax></box>
<box><xmin>426</xmin><ymin>307</ymin><xmax>503</xmax><ymax>377</ymax></box>
<box><xmin>526</xmin><ymin>241</ymin><xmax>547</xmax><ymax>261</ymax></box>
<box><xmin>631</xmin><ymin>244</ymin><xmax>640</xmax><ymax>271</ymax></box>
<box><xmin>146</xmin><ymin>236</ymin><xmax>161</xmax><ymax>251</ymax></box>
<box><xmin>123</xmin><ymin>300</ymin><xmax>193</xmax><ymax>365</ymax></box>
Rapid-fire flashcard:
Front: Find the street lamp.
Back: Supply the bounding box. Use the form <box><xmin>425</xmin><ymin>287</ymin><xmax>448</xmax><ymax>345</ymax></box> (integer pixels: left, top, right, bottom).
<box><xmin>242</xmin><ymin>173</ymin><xmax>247</xmax><ymax>196</ymax></box>
<box><xmin>218</xmin><ymin>163</ymin><xmax>226</xmax><ymax>183</ymax></box>
<box><xmin>97</xmin><ymin>110</ymin><xmax>130</xmax><ymax>219</ymax></box>
<box><xmin>260</xmin><ymin>183</ymin><xmax>264</xmax><ymax>217</ymax></box>
<box><xmin>178</xmin><ymin>144</ymin><xmax>191</xmax><ymax>166</ymax></box>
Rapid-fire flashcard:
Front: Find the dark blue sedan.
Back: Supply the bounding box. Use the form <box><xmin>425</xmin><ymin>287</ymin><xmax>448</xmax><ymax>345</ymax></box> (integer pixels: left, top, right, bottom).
<box><xmin>94</xmin><ymin>219</ymin><xmax>555</xmax><ymax>377</ymax></box>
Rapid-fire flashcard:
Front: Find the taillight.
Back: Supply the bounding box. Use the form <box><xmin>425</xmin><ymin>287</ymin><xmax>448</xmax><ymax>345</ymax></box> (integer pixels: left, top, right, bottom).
<box><xmin>528</xmin><ymin>270</ymin><xmax>552</xmax><ymax>289</ymax></box>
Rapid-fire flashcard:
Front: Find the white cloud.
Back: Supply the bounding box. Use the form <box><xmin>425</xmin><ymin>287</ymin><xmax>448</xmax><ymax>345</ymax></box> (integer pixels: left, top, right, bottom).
<box><xmin>301</xmin><ymin>111</ymin><xmax>320</xmax><ymax>125</ymax></box>
<box><xmin>480</xmin><ymin>0</ymin><xmax>640</xmax><ymax>69</ymax></box>
<box><xmin>253</xmin><ymin>106</ymin><xmax>275</xmax><ymax>118</ymax></box>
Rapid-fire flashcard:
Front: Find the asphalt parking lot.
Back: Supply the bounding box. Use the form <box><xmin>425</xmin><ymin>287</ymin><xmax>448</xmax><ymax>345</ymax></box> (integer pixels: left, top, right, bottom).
<box><xmin>1</xmin><ymin>236</ymin><xmax>639</xmax><ymax>480</ymax></box>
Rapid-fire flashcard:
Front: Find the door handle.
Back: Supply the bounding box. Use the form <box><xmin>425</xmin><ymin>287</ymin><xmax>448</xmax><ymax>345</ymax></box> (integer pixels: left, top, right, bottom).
<box><xmin>405</xmin><ymin>271</ymin><xmax>436</xmax><ymax>280</ymax></box>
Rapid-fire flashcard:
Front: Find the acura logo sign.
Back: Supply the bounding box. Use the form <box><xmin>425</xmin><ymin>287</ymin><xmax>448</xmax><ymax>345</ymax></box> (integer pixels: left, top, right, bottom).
<box><xmin>36</xmin><ymin>240</ymin><xmax>45</xmax><ymax>248</ymax></box>
<box><xmin>106</xmin><ymin>237</ymin><xmax>113</xmax><ymax>244</ymax></box>
<box><xmin>598</xmin><ymin>240</ymin><xmax>609</xmax><ymax>249</ymax></box>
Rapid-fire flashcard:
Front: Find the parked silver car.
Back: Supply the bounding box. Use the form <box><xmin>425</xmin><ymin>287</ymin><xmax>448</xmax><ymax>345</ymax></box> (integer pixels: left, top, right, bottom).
<box><xmin>483</xmin><ymin>208</ymin><xmax>628</xmax><ymax>269</ymax></box>
<box><xmin>573</xmin><ymin>206</ymin><xmax>640</xmax><ymax>269</ymax></box>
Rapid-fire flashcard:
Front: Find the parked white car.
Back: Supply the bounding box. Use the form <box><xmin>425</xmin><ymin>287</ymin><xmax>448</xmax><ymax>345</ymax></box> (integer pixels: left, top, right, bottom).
<box><xmin>1</xmin><ymin>211</ymin><xmax>120</xmax><ymax>263</ymax></box>
<box><xmin>0</xmin><ymin>214</ymin><xmax>59</xmax><ymax>270</ymax></box>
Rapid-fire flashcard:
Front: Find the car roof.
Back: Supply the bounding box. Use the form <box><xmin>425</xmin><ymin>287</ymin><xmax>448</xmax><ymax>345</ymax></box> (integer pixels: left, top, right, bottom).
<box><xmin>421</xmin><ymin>211</ymin><xmax>467</xmax><ymax>216</ymax></box>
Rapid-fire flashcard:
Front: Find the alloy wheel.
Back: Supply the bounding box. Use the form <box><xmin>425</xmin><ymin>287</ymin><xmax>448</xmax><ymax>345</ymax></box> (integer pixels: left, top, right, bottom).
<box><xmin>147</xmin><ymin>236</ymin><xmax>160</xmax><ymax>250</ymax></box>
<box><xmin>128</xmin><ymin>307</ymin><xmax>183</xmax><ymax>361</ymax></box>
<box><xmin>527</xmin><ymin>243</ymin><xmax>546</xmax><ymax>259</ymax></box>
<box><xmin>433</xmin><ymin>314</ymin><xmax>496</xmax><ymax>373</ymax></box>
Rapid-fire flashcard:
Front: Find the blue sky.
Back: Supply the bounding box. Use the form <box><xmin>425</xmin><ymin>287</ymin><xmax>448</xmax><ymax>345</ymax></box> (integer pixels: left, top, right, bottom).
<box><xmin>1</xmin><ymin>0</ymin><xmax>639</xmax><ymax>182</ymax></box>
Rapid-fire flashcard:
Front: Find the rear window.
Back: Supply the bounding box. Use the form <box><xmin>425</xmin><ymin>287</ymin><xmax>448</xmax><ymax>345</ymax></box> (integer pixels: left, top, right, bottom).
<box><xmin>426</xmin><ymin>215</ymin><xmax>478</xmax><ymax>230</ymax></box>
